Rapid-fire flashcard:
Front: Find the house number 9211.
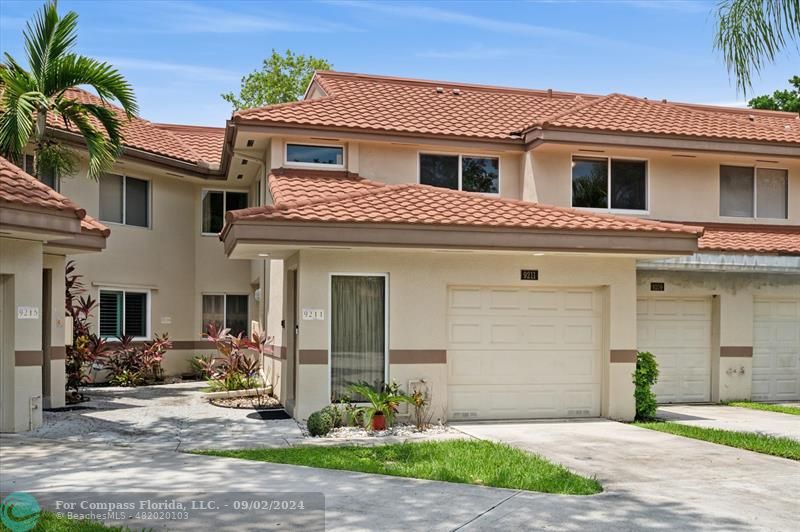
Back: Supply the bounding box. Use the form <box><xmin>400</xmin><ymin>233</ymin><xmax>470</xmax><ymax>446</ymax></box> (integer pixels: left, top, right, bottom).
<box><xmin>520</xmin><ymin>270</ymin><xmax>539</xmax><ymax>281</ymax></box>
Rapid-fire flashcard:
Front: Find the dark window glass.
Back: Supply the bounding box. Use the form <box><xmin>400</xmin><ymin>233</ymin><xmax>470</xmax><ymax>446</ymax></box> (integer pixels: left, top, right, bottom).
<box><xmin>572</xmin><ymin>157</ymin><xmax>608</xmax><ymax>208</ymax></box>
<box><xmin>202</xmin><ymin>191</ymin><xmax>224</xmax><ymax>233</ymax></box>
<box><xmin>124</xmin><ymin>292</ymin><xmax>147</xmax><ymax>337</ymax></box>
<box><xmin>125</xmin><ymin>177</ymin><xmax>149</xmax><ymax>227</ymax></box>
<box><xmin>99</xmin><ymin>290</ymin><xmax>122</xmax><ymax>338</ymax></box>
<box><xmin>462</xmin><ymin>157</ymin><xmax>499</xmax><ymax>193</ymax></box>
<box><xmin>99</xmin><ymin>174</ymin><xmax>124</xmax><ymax>224</ymax></box>
<box><xmin>225</xmin><ymin>295</ymin><xmax>249</xmax><ymax>337</ymax></box>
<box><xmin>610</xmin><ymin>160</ymin><xmax>647</xmax><ymax>210</ymax></box>
<box><xmin>226</xmin><ymin>191</ymin><xmax>248</xmax><ymax>212</ymax></box>
<box><xmin>720</xmin><ymin>165</ymin><xmax>754</xmax><ymax>217</ymax></box>
<box><xmin>286</xmin><ymin>144</ymin><xmax>343</xmax><ymax>165</ymax></box>
<box><xmin>420</xmin><ymin>154</ymin><xmax>459</xmax><ymax>190</ymax></box>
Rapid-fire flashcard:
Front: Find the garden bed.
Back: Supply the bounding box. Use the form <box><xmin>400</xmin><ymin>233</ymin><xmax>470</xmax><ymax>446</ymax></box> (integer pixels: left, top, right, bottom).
<box><xmin>209</xmin><ymin>394</ymin><xmax>280</xmax><ymax>409</ymax></box>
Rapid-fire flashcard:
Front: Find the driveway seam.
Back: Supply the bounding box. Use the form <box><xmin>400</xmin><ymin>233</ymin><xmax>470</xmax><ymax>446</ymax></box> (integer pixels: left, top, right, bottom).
<box><xmin>450</xmin><ymin>490</ymin><xmax>522</xmax><ymax>531</ymax></box>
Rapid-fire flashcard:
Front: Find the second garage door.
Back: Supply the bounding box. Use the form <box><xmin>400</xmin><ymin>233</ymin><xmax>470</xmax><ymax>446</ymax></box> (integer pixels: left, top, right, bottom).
<box><xmin>753</xmin><ymin>298</ymin><xmax>800</xmax><ymax>401</ymax></box>
<box><xmin>637</xmin><ymin>297</ymin><xmax>712</xmax><ymax>403</ymax></box>
<box><xmin>447</xmin><ymin>286</ymin><xmax>603</xmax><ymax>420</ymax></box>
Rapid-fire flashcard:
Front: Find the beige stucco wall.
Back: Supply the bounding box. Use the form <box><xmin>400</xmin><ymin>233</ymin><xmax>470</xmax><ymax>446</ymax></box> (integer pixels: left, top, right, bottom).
<box><xmin>637</xmin><ymin>270</ymin><xmax>800</xmax><ymax>402</ymax></box>
<box><xmin>43</xmin><ymin>254</ymin><xmax>66</xmax><ymax>408</ymax></box>
<box><xmin>531</xmin><ymin>144</ymin><xmax>800</xmax><ymax>225</ymax></box>
<box><xmin>287</xmin><ymin>249</ymin><xmax>638</xmax><ymax>420</ymax></box>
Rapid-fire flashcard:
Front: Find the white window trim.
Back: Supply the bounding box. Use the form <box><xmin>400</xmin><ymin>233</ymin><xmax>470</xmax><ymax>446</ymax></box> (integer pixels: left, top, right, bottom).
<box><xmin>200</xmin><ymin>189</ymin><xmax>250</xmax><ymax>236</ymax></box>
<box><xmin>719</xmin><ymin>164</ymin><xmax>789</xmax><ymax>221</ymax></box>
<box><xmin>417</xmin><ymin>151</ymin><xmax>501</xmax><ymax>195</ymax></box>
<box><xmin>97</xmin><ymin>287</ymin><xmax>151</xmax><ymax>341</ymax></box>
<box><xmin>99</xmin><ymin>174</ymin><xmax>152</xmax><ymax>229</ymax></box>
<box><xmin>201</xmin><ymin>292</ymin><xmax>250</xmax><ymax>336</ymax></box>
<box><xmin>327</xmin><ymin>273</ymin><xmax>390</xmax><ymax>404</ymax></box>
<box><xmin>284</xmin><ymin>141</ymin><xmax>346</xmax><ymax>170</ymax></box>
<box><xmin>570</xmin><ymin>154</ymin><xmax>650</xmax><ymax>214</ymax></box>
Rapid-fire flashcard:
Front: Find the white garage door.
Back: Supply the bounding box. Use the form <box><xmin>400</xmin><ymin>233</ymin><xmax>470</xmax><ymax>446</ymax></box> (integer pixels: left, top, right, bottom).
<box><xmin>753</xmin><ymin>298</ymin><xmax>800</xmax><ymax>402</ymax></box>
<box><xmin>637</xmin><ymin>297</ymin><xmax>711</xmax><ymax>403</ymax></box>
<box><xmin>447</xmin><ymin>286</ymin><xmax>602</xmax><ymax>420</ymax></box>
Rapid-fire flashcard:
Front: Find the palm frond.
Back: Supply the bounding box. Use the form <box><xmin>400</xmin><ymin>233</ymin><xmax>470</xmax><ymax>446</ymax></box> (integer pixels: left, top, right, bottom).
<box><xmin>55</xmin><ymin>100</ymin><xmax>116</xmax><ymax>179</ymax></box>
<box><xmin>48</xmin><ymin>54</ymin><xmax>138</xmax><ymax>118</ymax></box>
<box><xmin>0</xmin><ymin>65</ymin><xmax>45</xmax><ymax>160</ymax></box>
<box><xmin>715</xmin><ymin>0</ymin><xmax>800</xmax><ymax>94</ymax></box>
<box><xmin>24</xmin><ymin>1</ymin><xmax>78</xmax><ymax>90</ymax></box>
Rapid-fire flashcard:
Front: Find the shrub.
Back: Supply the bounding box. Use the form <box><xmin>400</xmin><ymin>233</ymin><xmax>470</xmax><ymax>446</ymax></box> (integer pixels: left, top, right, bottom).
<box><xmin>201</xmin><ymin>324</ymin><xmax>274</xmax><ymax>392</ymax></box>
<box><xmin>307</xmin><ymin>410</ymin><xmax>333</xmax><ymax>437</ymax></box>
<box><xmin>321</xmin><ymin>405</ymin><xmax>343</xmax><ymax>428</ymax></box>
<box><xmin>347</xmin><ymin>381</ymin><xmax>411</xmax><ymax>429</ymax></box>
<box><xmin>633</xmin><ymin>351</ymin><xmax>660</xmax><ymax>421</ymax></box>
<box><xmin>191</xmin><ymin>354</ymin><xmax>213</xmax><ymax>379</ymax></box>
<box><xmin>102</xmin><ymin>334</ymin><xmax>170</xmax><ymax>386</ymax></box>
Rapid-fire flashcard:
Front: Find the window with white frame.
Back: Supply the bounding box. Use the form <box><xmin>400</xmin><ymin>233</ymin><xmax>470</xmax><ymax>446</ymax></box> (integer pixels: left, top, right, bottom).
<box><xmin>720</xmin><ymin>165</ymin><xmax>788</xmax><ymax>219</ymax></box>
<box><xmin>201</xmin><ymin>294</ymin><xmax>249</xmax><ymax>336</ymax></box>
<box><xmin>201</xmin><ymin>190</ymin><xmax>248</xmax><ymax>234</ymax></box>
<box><xmin>419</xmin><ymin>153</ymin><xmax>499</xmax><ymax>193</ymax></box>
<box><xmin>99</xmin><ymin>289</ymin><xmax>149</xmax><ymax>339</ymax></box>
<box><xmin>571</xmin><ymin>156</ymin><xmax>647</xmax><ymax>211</ymax></box>
<box><xmin>285</xmin><ymin>143</ymin><xmax>344</xmax><ymax>167</ymax></box>
<box><xmin>99</xmin><ymin>173</ymin><xmax>150</xmax><ymax>227</ymax></box>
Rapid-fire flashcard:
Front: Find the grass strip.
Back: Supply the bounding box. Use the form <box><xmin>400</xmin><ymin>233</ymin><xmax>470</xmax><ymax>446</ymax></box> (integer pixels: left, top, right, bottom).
<box><xmin>725</xmin><ymin>401</ymin><xmax>800</xmax><ymax>416</ymax></box>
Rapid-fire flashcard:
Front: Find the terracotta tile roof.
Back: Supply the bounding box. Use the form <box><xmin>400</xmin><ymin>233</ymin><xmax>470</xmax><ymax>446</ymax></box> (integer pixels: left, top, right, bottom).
<box><xmin>0</xmin><ymin>156</ymin><xmax>109</xmax><ymax>236</ymax></box>
<box><xmin>48</xmin><ymin>89</ymin><xmax>224</xmax><ymax>166</ymax></box>
<box><xmin>234</xmin><ymin>71</ymin><xmax>800</xmax><ymax>146</ymax></box>
<box><xmin>697</xmin><ymin>223</ymin><xmax>800</xmax><ymax>255</ymax></box>
<box><xmin>228</xmin><ymin>169</ymin><xmax>702</xmax><ymax>237</ymax></box>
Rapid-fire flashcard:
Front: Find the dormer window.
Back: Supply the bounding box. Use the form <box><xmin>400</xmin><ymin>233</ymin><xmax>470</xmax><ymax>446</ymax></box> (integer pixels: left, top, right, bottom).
<box><xmin>419</xmin><ymin>153</ymin><xmax>499</xmax><ymax>194</ymax></box>
<box><xmin>285</xmin><ymin>143</ymin><xmax>344</xmax><ymax>168</ymax></box>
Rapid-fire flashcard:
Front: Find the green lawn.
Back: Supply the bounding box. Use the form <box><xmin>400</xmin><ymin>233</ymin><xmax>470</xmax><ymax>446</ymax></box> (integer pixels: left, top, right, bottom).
<box><xmin>725</xmin><ymin>402</ymin><xmax>800</xmax><ymax>416</ymax></box>
<box><xmin>0</xmin><ymin>510</ymin><xmax>124</xmax><ymax>531</ymax></box>
<box><xmin>634</xmin><ymin>421</ymin><xmax>800</xmax><ymax>460</ymax></box>
<box><xmin>194</xmin><ymin>439</ymin><xmax>602</xmax><ymax>495</ymax></box>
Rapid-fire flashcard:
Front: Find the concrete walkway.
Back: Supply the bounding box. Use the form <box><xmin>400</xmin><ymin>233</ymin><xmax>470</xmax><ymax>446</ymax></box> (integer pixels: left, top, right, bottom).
<box><xmin>456</xmin><ymin>419</ymin><xmax>799</xmax><ymax>531</ymax></box>
<box><xmin>657</xmin><ymin>404</ymin><xmax>800</xmax><ymax>440</ymax></box>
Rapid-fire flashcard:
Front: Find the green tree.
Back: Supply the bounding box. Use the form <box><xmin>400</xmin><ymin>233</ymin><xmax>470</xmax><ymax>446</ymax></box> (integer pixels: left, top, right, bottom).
<box><xmin>714</xmin><ymin>0</ymin><xmax>800</xmax><ymax>94</ymax></box>
<box><xmin>222</xmin><ymin>49</ymin><xmax>331</xmax><ymax>110</ymax></box>
<box><xmin>748</xmin><ymin>75</ymin><xmax>800</xmax><ymax>111</ymax></box>
<box><xmin>0</xmin><ymin>1</ymin><xmax>137</xmax><ymax>180</ymax></box>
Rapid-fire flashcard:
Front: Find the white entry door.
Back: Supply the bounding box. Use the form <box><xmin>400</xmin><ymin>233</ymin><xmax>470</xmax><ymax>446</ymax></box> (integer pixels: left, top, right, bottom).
<box><xmin>637</xmin><ymin>297</ymin><xmax>712</xmax><ymax>403</ymax></box>
<box><xmin>447</xmin><ymin>286</ymin><xmax>603</xmax><ymax>420</ymax></box>
<box><xmin>753</xmin><ymin>298</ymin><xmax>800</xmax><ymax>401</ymax></box>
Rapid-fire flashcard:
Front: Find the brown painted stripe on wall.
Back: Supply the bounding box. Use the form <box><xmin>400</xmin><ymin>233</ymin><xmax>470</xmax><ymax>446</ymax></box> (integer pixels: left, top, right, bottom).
<box><xmin>50</xmin><ymin>346</ymin><xmax>66</xmax><ymax>360</ymax></box>
<box><xmin>610</xmin><ymin>349</ymin><xmax>637</xmax><ymax>363</ymax></box>
<box><xmin>15</xmin><ymin>350</ymin><xmax>43</xmax><ymax>366</ymax></box>
<box><xmin>299</xmin><ymin>349</ymin><xmax>328</xmax><ymax>365</ymax></box>
<box><xmin>720</xmin><ymin>346</ymin><xmax>753</xmax><ymax>358</ymax></box>
<box><xmin>390</xmin><ymin>349</ymin><xmax>447</xmax><ymax>364</ymax></box>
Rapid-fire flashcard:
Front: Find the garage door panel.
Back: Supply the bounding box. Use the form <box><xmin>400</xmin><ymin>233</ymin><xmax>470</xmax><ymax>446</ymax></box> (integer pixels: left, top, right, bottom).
<box><xmin>448</xmin><ymin>286</ymin><xmax>602</xmax><ymax>420</ymax></box>
<box><xmin>637</xmin><ymin>297</ymin><xmax>712</xmax><ymax>403</ymax></box>
<box><xmin>753</xmin><ymin>297</ymin><xmax>800</xmax><ymax>401</ymax></box>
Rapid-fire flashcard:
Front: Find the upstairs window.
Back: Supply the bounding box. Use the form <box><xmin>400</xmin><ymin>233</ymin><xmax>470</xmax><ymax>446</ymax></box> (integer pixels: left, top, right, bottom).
<box><xmin>572</xmin><ymin>156</ymin><xmax>647</xmax><ymax>211</ymax></box>
<box><xmin>720</xmin><ymin>165</ymin><xmax>788</xmax><ymax>219</ymax></box>
<box><xmin>286</xmin><ymin>143</ymin><xmax>344</xmax><ymax>167</ymax></box>
<box><xmin>20</xmin><ymin>154</ymin><xmax>58</xmax><ymax>190</ymax></box>
<box><xmin>99</xmin><ymin>174</ymin><xmax>150</xmax><ymax>227</ymax></box>
<box><xmin>202</xmin><ymin>294</ymin><xmax>249</xmax><ymax>336</ymax></box>
<box><xmin>99</xmin><ymin>289</ymin><xmax>149</xmax><ymax>339</ymax></box>
<box><xmin>201</xmin><ymin>190</ymin><xmax>248</xmax><ymax>234</ymax></box>
<box><xmin>419</xmin><ymin>153</ymin><xmax>499</xmax><ymax>193</ymax></box>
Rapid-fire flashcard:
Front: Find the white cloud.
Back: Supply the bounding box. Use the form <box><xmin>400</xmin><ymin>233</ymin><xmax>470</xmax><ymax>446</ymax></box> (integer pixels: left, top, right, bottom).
<box><xmin>100</xmin><ymin>57</ymin><xmax>240</xmax><ymax>83</ymax></box>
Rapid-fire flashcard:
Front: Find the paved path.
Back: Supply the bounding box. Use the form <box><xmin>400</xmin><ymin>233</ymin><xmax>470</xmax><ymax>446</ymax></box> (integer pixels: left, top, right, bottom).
<box><xmin>657</xmin><ymin>404</ymin><xmax>800</xmax><ymax>440</ymax></box>
<box><xmin>456</xmin><ymin>419</ymin><xmax>799</xmax><ymax>531</ymax></box>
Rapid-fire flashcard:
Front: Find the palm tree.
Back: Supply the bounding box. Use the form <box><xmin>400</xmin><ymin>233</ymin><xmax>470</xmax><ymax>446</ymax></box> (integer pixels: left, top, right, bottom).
<box><xmin>0</xmin><ymin>1</ymin><xmax>137</xmax><ymax>180</ymax></box>
<box><xmin>715</xmin><ymin>0</ymin><xmax>800</xmax><ymax>94</ymax></box>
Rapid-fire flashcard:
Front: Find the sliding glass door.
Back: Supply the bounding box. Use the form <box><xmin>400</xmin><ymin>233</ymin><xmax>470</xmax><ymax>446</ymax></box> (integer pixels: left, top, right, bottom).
<box><xmin>330</xmin><ymin>274</ymin><xmax>387</xmax><ymax>400</ymax></box>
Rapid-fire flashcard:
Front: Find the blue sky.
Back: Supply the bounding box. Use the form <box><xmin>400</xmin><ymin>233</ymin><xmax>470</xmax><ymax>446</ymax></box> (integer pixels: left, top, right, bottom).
<box><xmin>1</xmin><ymin>0</ymin><xmax>796</xmax><ymax>126</ymax></box>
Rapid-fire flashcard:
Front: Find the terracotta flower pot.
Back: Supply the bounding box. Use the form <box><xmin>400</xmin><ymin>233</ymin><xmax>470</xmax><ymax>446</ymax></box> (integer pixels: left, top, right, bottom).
<box><xmin>371</xmin><ymin>412</ymin><xmax>386</xmax><ymax>431</ymax></box>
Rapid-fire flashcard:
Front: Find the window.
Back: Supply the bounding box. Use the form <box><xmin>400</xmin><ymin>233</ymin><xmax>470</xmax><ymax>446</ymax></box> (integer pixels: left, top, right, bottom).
<box><xmin>201</xmin><ymin>190</ymin><xmax>248</xmax><ymax>234</ymax></box>
<box><xmin>286</xmin><ymin>143</ymin><xmax>344</xmax><ymax>167</ymax></box>
<box><xmin>330</xmin><ymin>275</ymin><xmax>387</xmax><ymax>401</ymax></box>
<box><xmin>720</xmin><ymin>165</ymin><xmax>788</xmax><ymax>219</ymax></box>
<box><xmin>572</xmin><ymin>156</ymin><xmax>647</xmax><ymax>211</ymax></box>
<box><xmin>419</xmin><ymin>153</ymin><xmax>499</xmax><ymax>193</ymax></box>
<box><xmin>202</xmin><ymin>294</ymin><xmax>249</xmax><ymax>336</ymax></box>
<box><xmin>99</xmin><ymin>174</ymin><xmax>149</xmax><ymax>227</ymax></box>
<box><xmin>99</xmin><ymin>289</ymin><xmax>148</xmax><ymax>339</ymax></box>
<box><xmin>20</xmin><ymin>154</ymin><xmax>58</xmax><ymax>190</ymax></box>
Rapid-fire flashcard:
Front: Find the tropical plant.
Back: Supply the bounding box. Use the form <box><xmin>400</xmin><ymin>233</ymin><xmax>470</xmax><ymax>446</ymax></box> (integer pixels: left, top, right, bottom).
<box><xmin>306</xmin><ymin>409</ymin><xmax>334</xmax><ymax>437</ymax></box>
<box><xmin>0</xmin><ymin>0</ymin><xmax>137</xmax><ymax>180</ymax></box>
<box><xmin>408</xmin><ymin>384</ymin><xmax>432</xmax><ymax>431</ymax></box>
<box><xmin>202</xmin><ymin>324</ymin><xmax>272</xmax><ymax>392</ymax></box>
<box><xmin>190</xmin><ymin>354</ymin><xmax>214</xmax><ymax>380</ymax></box>
<box><xmin>633</xmin><ymin>351</ymin><xmax>660</xmax><ymax>421</ymax></box>
<box><xmin>347</xmin><ymin>381</ymin><xmax>411</xmax><ymax>429</ymax></box>
<box><xmin>321</xmin><ymin>404</ymin><xmax>344</xmax><ymax>428</ymax></box>
<box><xmin>749</xmin><ymin>75</ymin><xmax>800</xmax><ymax>111</ymax></box>
<box><xmin>221</xmin><ymin>49</ymin><xmax>331</xmax><ymax>110</ymax></box>
<box><xmin>102</xmin><ymin>334</ymin><xmax>170</xmax><ymax>386</ymax></box>
<box><xmin>715</xmin><ymin>0</ymin><xmax>800</xmax><ymax>93</ymax></box>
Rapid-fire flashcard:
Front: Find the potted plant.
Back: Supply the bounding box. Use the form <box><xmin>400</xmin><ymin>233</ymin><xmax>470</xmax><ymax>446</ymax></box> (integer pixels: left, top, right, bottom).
<box><xmin>347</xmin><ymin>381</ymin><xmax>410</xmax><ymax>431</ymax></box>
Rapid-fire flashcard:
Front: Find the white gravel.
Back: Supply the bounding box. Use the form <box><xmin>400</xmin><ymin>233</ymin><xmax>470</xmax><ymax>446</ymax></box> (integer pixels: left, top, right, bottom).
<box><xmin>301</xmin><ymin>422</ymin><xmax>466</xmax><ymax>446</ymax></box>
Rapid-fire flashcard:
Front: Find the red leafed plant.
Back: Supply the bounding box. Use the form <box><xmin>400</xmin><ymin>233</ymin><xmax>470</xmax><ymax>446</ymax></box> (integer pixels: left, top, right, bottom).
<box><xmin>102</xmin><ymin>333</ymin><xmax>171</xmax><ymax>387</ymax></box>
<box><xmin>200</xmin><ymin>323</ymin><xmax>273</xmax><ymax>392</ymax></box>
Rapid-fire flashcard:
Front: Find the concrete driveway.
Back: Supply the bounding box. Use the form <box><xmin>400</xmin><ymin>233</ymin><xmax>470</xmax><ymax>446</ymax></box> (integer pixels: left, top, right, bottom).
<box><xmin>456</xmin><ymin>419</ymin><xmax>799</xmax><ymax>531</ymax></box>
<box><xmin>657</xmin><ymin>404</ymin><xmax>800</xmax><ymax>440</ymax></box>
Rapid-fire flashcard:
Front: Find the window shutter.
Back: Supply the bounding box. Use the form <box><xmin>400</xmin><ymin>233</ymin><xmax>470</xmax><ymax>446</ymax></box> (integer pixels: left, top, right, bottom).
<box><xmin>124</xmin><ymin>292</ymin><xmax>147</xmax><ymax>338</ymax></box>
<box><xmin>99</xmin><ymin>291</ymin><xmax>123</xmax><ymax>338</ymax></box>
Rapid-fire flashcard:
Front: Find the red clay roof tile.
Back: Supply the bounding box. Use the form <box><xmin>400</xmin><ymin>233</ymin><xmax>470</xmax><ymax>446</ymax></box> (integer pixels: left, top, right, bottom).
<box><xmin>698</xmin><ymin>223</ymin><xmax>800</xmax><ymax>255</ymax></box>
